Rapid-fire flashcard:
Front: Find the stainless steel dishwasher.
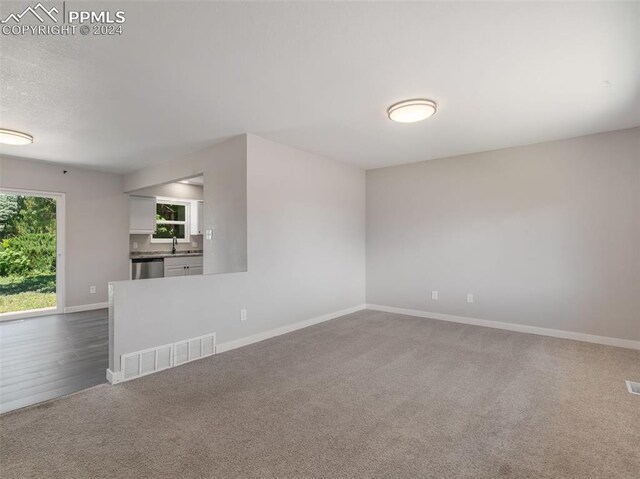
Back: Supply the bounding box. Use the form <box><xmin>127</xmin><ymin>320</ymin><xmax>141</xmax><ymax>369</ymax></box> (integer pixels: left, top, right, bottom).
<box><xmin>131</xmin><ymin>258</ymin><xmax>164</xmax><ymax>279</ymax></box>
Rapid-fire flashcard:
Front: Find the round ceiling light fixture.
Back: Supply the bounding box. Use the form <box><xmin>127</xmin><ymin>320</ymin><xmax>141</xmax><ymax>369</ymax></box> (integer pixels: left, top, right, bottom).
<box><xmin>0</xmin><ymin>128</ymin><xmax>33</xmax><ymax>145</ymax></box>
<box><xmin>387</xmin><ymin>99</ymin><xmax>437</xmax><ymax>123</ymax></box>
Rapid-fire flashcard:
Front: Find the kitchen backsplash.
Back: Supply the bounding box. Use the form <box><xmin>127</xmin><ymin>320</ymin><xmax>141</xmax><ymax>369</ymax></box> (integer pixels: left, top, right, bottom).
<box><xmin>130</xmin><ymin>234</ymin><xmax>203</xmax><ymax>253</ymax></box>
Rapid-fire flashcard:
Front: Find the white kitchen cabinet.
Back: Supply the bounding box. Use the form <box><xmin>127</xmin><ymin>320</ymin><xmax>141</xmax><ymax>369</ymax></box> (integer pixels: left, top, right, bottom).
<box><xmin>187</xmin><ymin>266</ymin><xmax>203</xmax><ymax>276</ymax></box>
<box><xmin>129</xmin><ymin>196</ymin><xmax>156</xmax><ymax>234</ymax></box>
<box><xmin>163</xmin><ymin>255</ymin><xmax>203</xmax><ymax>277</ymax></box>
<box><xmin>165</xmin><ymin>265</ymin><xmax>187</xmax><ymax>277</ymax></box>
<box><xmin>190</xmin><ymin>200</ymin><xmax>204</xmax><ymax>235</ymax></box>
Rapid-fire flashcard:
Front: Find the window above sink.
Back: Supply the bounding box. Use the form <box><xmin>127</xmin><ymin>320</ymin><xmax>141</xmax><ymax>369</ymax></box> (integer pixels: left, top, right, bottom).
<box><xmin>152</xmin><ymin>198</ymin><xmax>190</xmax><ymax>243</ymax></box>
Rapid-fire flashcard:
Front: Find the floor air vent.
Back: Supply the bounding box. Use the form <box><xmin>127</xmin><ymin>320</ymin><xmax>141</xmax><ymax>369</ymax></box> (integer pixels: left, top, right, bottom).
<box><xmin>626</xmin><ymin>381</ymin><xmax>640</xmax><ymax>396</ymax></box>
<box><xmin>120</xmin><ymin>333</ymin><xmax>216</xmax><ymax>382</ymax></box>
<box><xmin>122</xmin><ymin>344</ymin><xmax>174</xmax><ymax>381</ymax></box>
<box><xmin>174</xmin><ymin>334</ymin><xmax>216</xmax><ymax>366</ymax></box>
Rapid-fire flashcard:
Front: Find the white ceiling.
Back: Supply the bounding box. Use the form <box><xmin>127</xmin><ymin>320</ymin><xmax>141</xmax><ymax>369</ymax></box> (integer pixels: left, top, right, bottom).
<box><xmin>0</xmin><ymin>1</ymin><xmax>638</xmax><ymax>173</ymax></box>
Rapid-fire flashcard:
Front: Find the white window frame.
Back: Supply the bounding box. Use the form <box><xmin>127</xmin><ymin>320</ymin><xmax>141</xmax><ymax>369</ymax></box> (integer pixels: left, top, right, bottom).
<box><xmin>151</xmin><ymin>197</ymin><xmax>191</xmax><ymax>244</ymax></box>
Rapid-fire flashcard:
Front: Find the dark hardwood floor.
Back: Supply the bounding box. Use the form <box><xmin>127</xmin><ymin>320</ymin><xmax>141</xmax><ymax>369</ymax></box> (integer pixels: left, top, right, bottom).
<box><xmin>0</xmin><ymin>309</ymin><xmax>108</xmax><ymax>414</ymax></box>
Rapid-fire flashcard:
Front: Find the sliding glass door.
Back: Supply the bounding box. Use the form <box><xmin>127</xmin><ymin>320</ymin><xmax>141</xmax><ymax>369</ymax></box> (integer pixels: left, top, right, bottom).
<box><xmin>0</xmin><ymin>189</ymin><xmax>64</xmax><ymax>320</ymax></box>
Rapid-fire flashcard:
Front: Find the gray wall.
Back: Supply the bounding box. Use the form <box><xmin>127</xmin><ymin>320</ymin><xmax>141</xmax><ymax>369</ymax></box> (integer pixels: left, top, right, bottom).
<box><xmin>0</xmin><ymin>156</ymin><xmax>129</xmax><ymax>307</ymax></box>
<box><xmin>204</xmin><ymin>138</ymin><xmax>247</xmax><ymax>275</ymax></box>
<box><xmin>366</xmin><ymin>128</ymin><xmax>640</xmax><ymax>341</ymax></box>
<box><xmin>110</xmin><ymin>135</ymin><xmax>365</xmax><ymax>370</ymax></box>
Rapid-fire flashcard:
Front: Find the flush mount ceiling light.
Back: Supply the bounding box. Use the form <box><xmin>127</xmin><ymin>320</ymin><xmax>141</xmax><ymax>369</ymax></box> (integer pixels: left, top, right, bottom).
<box><xmin>387</xmin><ymin>99</ymin><xmax>437</xmax><ymax>123</ymax></box>
<box><xmin>0</xmin><ymin>128</ymin><xmax>33</xmax><ymax>145</ymax></box>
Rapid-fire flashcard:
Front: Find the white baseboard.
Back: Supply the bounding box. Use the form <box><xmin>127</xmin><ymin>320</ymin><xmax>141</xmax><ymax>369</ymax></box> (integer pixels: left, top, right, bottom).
<box><xmin>0</xmin><ymin>307</ymin><xmax>58</xmax><ymax>322</ymax></box>
<box><xmin>216</xmin><ymin>304</ymin><xmax>367</xmax><ymax>354</ymax></box>
<box><xmin>366</xmin><ymin>304</ymin><xmax>640</xmax><ymax>351</ymax></box>
<box><xmin>106</xmin><ymin>369</ymin><xmax>123</xmax><ymax>384</ymax></box>
<box><xmin>64</xmin><ymin>302</ymin><xmax>109</xmax><ymax>314</ymax></box>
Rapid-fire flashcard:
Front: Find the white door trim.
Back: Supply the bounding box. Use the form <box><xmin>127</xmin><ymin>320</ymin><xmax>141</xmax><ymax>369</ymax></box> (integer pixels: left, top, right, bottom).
<box><xmin>0</xmin><ymin>187</ymin><xmax>65</xmax><ymax>322</ymax></box>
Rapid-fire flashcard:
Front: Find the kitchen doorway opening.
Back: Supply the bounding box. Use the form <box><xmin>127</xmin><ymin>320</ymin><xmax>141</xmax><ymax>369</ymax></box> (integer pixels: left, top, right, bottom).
<box><xmin>0</xmin><ymin>188</ymin><xmax>65</xmax><ymax>321</ymax></box>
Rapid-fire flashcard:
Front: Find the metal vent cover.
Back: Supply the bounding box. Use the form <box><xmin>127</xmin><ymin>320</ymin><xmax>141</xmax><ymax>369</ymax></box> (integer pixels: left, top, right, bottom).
<box><xmin>174</xmin><ymin>334</ymin><xmax>216</xmax><ymax>366</ymax></box>
<box><xmin>119</xmin><ymin>333</ymin><xmax>216</xmax><ymax>382</ymax></box>
<box><xmin>122</xmin><ymin>344</ymin><xmax>174</xmax><ymax>381</ymax></box>
<box><xmin>175</xmin><ymin>342</ymin><xmax>189</xmax><ymax>366</ymax></box>
<box><xmin>157</xmin><ymin>346</ymin><xmax>172</xmax><ymax>370</ymax></box>
<box><xmin>123</xmin><ymin>354</ymin><xmax>140</xmax><ymax>380</ymax></box>
<box><xmin>626</xmin><ymin>381</ymin><xmax>640</xmax><ymax>396</ymax></box>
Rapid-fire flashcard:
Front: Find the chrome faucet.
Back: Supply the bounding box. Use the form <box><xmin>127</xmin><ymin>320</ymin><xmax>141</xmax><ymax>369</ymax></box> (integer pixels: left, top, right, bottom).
<box><xmin>172</xmin><ymin>236</ymin><xmax>177</xmax><ymax>254</ymax></box>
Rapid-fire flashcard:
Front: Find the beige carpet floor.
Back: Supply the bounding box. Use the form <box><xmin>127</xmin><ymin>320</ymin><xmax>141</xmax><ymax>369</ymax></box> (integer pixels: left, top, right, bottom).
<box><xmin>1</xmin><ymin>309</ymin><xmax>638</xmax><ymax>478</ymax></box>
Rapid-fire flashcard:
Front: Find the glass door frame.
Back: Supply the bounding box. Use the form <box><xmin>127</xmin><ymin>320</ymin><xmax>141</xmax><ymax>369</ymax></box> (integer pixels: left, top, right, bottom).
<box><xmin>0</xmin><ymin>188</ymin><xmax>65</xmax><ymax>321</ymax></box>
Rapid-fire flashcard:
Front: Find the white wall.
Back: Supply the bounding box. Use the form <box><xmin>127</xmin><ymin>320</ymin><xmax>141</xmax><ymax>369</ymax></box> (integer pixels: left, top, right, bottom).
<box><xmin>110</xmin><ymin>135</ymin><xmax>365</xmax><ymax>371</ymax></box>
<box><xmin>0</xmin><ymin>156</ymin><xmax>129</xmax><ymax>307</ymax></box>
<box><xmin>366</xmin><ymin>128</ymin><xmax>640</xmax><ymax>342</ymax></box>
<box><xmin>131</xmin><ymin>182</ymin><xmax>203</xmax><ymax>200</ymax></box>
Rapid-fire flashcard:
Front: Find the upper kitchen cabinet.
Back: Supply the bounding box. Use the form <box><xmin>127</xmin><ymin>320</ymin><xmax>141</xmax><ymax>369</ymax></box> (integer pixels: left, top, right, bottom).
<box><xmin>129</xmin><ymin>195</ymin><xmax>156</xmax><ymax>234</ymax></box>
<box><xmin>190</xmin><ymin>200</ymin><xmax>204</xmax><ymax>235</ymax></box>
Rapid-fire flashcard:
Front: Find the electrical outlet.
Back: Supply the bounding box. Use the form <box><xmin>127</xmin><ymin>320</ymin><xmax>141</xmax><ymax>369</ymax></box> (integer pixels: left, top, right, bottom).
<box><xmin>132</xmin><ymin>241</ymin><xmax>138</xmax><ymax>249</ymax></box>
<box><xmin>205</xmin><ymin>229</ymin><xmax>213</xmax><ymax>240</ymax></box>
<box><xmin>431</xmin><ymin>291</ymin><xmax>438</xmax><ymax>300</ymax></box>
<box><xmin>240</xmin><ymin>309</ymin><xmax>247</xmax><ymax>321</ymax></box>
<box><xmin>89</xmin><ymin>285</ymin><xmax>97</xmax><ymax>294</ymax></box>
<box><xmin>466</xmin><ymin>293</ymin><xmax>474</xmax><ymax>303</ymax></box>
